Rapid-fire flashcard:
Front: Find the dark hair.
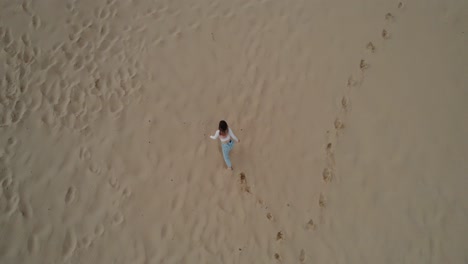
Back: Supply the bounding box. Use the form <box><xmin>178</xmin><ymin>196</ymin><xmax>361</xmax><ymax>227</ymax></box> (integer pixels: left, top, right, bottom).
<box><xmin>219</xmin><ymin>120</ymin><xmax>228</xmax><ymax>135</ymax></box>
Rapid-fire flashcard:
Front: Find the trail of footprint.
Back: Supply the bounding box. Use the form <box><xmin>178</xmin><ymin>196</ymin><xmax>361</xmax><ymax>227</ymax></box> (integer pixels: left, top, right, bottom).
<box><xmin>316</xmin><ymin>0</ymin><xmax>406</xmax><ymax>229</ymax></box>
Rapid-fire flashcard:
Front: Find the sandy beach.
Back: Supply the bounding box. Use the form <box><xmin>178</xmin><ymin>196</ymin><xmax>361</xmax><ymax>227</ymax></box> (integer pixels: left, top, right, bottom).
<box><xmin>1</xmin><ymin>0</ymin><xmax>467</xmax><ymax>263</ymax></box>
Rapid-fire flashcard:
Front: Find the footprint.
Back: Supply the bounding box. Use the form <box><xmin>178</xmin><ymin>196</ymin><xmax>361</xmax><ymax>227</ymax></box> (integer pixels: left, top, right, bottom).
<box><xmin>109</xmin><ymin>176</ymin><xmax>119</xmax><ymax>189</ymax></box>
<box><xmin>19</xmin><ymin>198</ymin><xmax>33</xmax><ymax>218</ymax></box>
<box><xmin>62</xmin><ymin>229</ymin><xmax>77</xmax><ymax>260</ymax></box>
<box><xmin>75</xmin><ymin>37</ymin><xmax>87</xmax><ymax>49</ymax></box>
<box><xmin>41</xmin><ymin>105</ymin><xmax>55</xmax><ymax>126</ymax></box>
<box><xmin>94</xmin><ymin>224</ymin><xmax>104</xmax><ymax>237</ymax></box>
<box><xmin>22</xmin><ymin>1</ymin><xmax>33</xmax><ymax>15</ymax></box>
<box><xmin>31</xmin><ymin>15</ymin><xmax>41</xmax><ymax>29</ymax></box>
<box><xmin>11</xmin><ymin>101</ymin><xmax>26</xmax><ymax>124</ymax></box>
<box><xmin>73</xmin><ymin>56</ymin><xmax>84</xmax><ymax>71</ymax></box>
<box><xmin>239</xmin><ymin>172</ymin><xmax>251</xmax><ymax>193</ymax></box>
<box><xmin>266</xmin><ymin>212</ymin><xmax>273</xmax><ymax>221</ymax></box>
<box><xmin>99</xmin><ymin>24</ymin><xmax>110</xmax><ymax>37</ymax></box>
<box><xmin>319</xmin><ymin>194</ymin><xmax>326</xmax><ymax>208</ymax></box>
<box><xmin>382</xmin><ymin>29</ymin><xmax>390</xmax><ymax>39</ymax></box>
<box><xmin>306</xmin><ymin>219</ymin><xmax>315</xmax><ymax>231</ymax></box>
<box><xmin>276</xmin><ymin>231</ymin><xmax>283</xmax><ymax>241</ymax></box>
<box><xmin>79</xmin><ymin>147</ymin><xmax>91</xmax><ymax>161</ymax></box>
<box><xmin>98</xmin><ymin>7</ymin><xmax>110</xmax><ymax>20</ymax></box>
<box><xmin>53</xmin><ymin>100</ymin><xmax>69</xmax><ymax>118</ymax></box>
<box><xmin>79</xmin><ymin>234</ymin><xmax>93</xmax><ymax>249</ymax></box>
<box><xmin>334</xmin><ymin>118</ymin><xmax>344</xmax><ymax>130</ymax></box>
<box><xmin>4</xmin><ymin>40</ymin><xmax>18</xmax><ymax>57</ymax></box>
<box><xmin>86</xmin><ymin>95</ymin><xmax>103</xmax><ymax>114</ymax></box>
<box><xmin>6</xmin><ymin>193</ymin><xmax>20</xmax><ymax>215</ymax></box>
<box><xmin>341</xmin><ymin>96</ymin><xmax>349</xmax><ymax>110</ymax></box>
<box><xmin>65</xmin><ymin>186</ymin><xmax>76</xmax><ymax>204</ymax></box>
<box><xmin>385</xmin><ymin>13</ymin><xmax>395</xmax><ymax>21</ymax></box>
<box><xmin>3</xmin><ymin>28</ymin><xmax>13</xmax><ymax>46</ymax></box>
<box><xmin>366</xmin><ymin>42</ymin><xmax>376</xmax><ymax>53</ymax></box>
<box><xmin>347</xmin><ymin>75</ymin><xmax>359</xmax><ymax>87</ymax></box>
<box><xmin>398</xmin><ymin>2</ymin><xmax>404</xmax><ymax>9</ymax></box>
<box><xmin>296</xmin><ymin>249</ymin><xmax>305</xmax><ymax>263</ymax></box>
<box><xmin>360</xmin><ymin>59</ymin><xmax>369</xmax><ymax>70</ymax></box>
<box><xmin>89</xmin><ymin>162</ymin><xmax>101</xmax><ymax>174</ymax></box>
<box><xmin>322</xmin><ymin>167</ymin><xmax>333</xmax><ymax>182</ymax></box>
<box><xmin>23</xmin><ymin>48</ymin><xmax>35</xmax><ymax>64</ymax></box>
<box><xmin>274</xmin><ymin>253</ymin><xmax>281</xmax><ymax>261</ymax></box>
<box><xmin>109</xmin><ymin>93</ymin><xmax>123</xmax><ymax>114</ymax></box>
<box><xmin>7</xmin><ymin>137</ymin><xmax>17</xmax><ymax>147</ymax></box>
<box><xmin>112</xmin><ymin>211</ymin><xmax>124</xmax><ymax>226</ymax></box>
<box><xmin>21</xmin><ymin>34</ymin><xmax>31</xmax><ymax>46</ymax></box>
<box><xmin>122</xmin><ymin>186</ymin><xmax>132</xmax><ymax>198</ymax></box>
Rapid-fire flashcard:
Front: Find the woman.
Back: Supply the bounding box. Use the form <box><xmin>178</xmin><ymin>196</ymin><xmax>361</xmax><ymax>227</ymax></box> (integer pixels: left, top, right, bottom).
<box><xmin>210</xmin><ymin>120</ymin><xmax>240</xmax><ymax>170</ymax></box>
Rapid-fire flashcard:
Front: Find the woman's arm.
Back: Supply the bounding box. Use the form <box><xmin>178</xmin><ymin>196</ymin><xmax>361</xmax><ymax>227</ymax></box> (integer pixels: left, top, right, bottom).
<box><xmin>210</xmin><ymin>130</ymin><xmax>220</xmax><ymax>140</ymax></box>
<box><xmin>228</xmin><ymin>128</ymin><xmax>239</xmax><ymax>142</ymax></box>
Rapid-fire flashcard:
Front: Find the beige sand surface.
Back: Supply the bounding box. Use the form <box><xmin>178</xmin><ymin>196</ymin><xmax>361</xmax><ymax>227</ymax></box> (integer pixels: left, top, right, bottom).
<box><xmin>0</xmin><ymin>0</ymin><xmax>467</xmax><ymax>263</ymax></box>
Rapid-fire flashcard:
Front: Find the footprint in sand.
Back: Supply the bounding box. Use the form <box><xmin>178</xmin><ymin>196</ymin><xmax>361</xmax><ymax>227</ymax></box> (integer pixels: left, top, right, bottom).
<box><xmin>366</xmin><ymin>42</ymin><xmax>376</xmax><ymax>53</ymax></box>
<box><xmin>94</xmin><ymin>224</ymin><xmax>105</xmax><ymax>237</ymax></box>
<box><xmin>122</xmin><ymin>186</ymin><xmax>132</xmax><ymax>198</ymax></box>
<box><xmin>65</xmin><ymin>186</ymin><xmax>76</xmax><ymax>205</ymax></box>
<box><xmin>31</xmin><ymin>15</ymin><xmax>41</xmax><ymax>29</ymax></box>
<box><xmin>382</xmin><ymin>29</ymin><xmax>390</xmax><ymax>39</ymax></box>
<box><xmin>276</xmin><ymin>231</ymin><xmax>284</xmax><ymax>241</ymax></box>
<box><xmin>89</xmin><ymin>162</ymin><xmax>102</xmax><ymax>175</ymax></box>
<box><xmin>7</xmin><ymin>136</ymin><xmax>17</xmax><ymax>148</ymax></box>
<box><xmin>79</xmin><ymin>147</ymin><xmax>91</xmax><ymax>161</ymax></box>
<box><xmin>334</xmin><ymin>118</ymin><xmax>344</xmax><ymax>130</ymax></box>
<box><xmin>299</xmin><ymin>249</ymin><xmax>306</xmax><ymax>263</ymax></box>
<box><xmin>267</xmin><ymin>212</ymin><xmax>273</xmax><ymax>221</ymax></box>
<box><xmin>322</xmin><ymin>167</ymin><xmax>333</xmax><ymax>183</ymax></box>
<box><xmin>319</xmin><ymin>194</ymin><xmax>326</xmax><ymax>208</ymax></box>
<box><xmin>274</xmin><ymin>253</ymin><xmax>281</xmax><ymax>261</ymax></box>
<box><xmin>112</xmin><ymin>211</ymin><xmax>124</xmax><ymax>226</ymax></box>
<box><xmin>21</xmin><ymin>33</ymin><xmax>31</xmax><ymax>46</ymax></box>
<box><xmin>109</xmin><ymin>176</ymin><xmax>120</xmax><ymax>189</ymax></box>
<box><xmin>19</xmin><ymin>198</ymin><xmax>33</xmax><ymax>218</ymax></box>
<box><xmin>1</xmin><ymin>168</ymin><xmax>13</xmax><ymax>189</ymax></box>
<box><xmin>341</xmin><ymin>96</ymin><xmax>349</xmax><ymax>111</ymax></box>
<box><xmin>22</xmin><ymin>1</ymin><xmax>33</xmax><ymax>15</ymax></box>
<box><xmin>347</xmin><ymin>75</ymin><xmax>359</xmax><ymax>87</ymax></box>
<box><xmin>306</xmin><ymin>219</ymin><xmax>315</xmax><ymax>231</ymax></box>
<box><xmin>2</xmin><ymin>28</ymin><xmax>13</xmax><ymax>46</ymax></box>
<box><xmin>385</xmin><ymin>13</ymin><xmax>395</xmax><ymax>21</ymax></box>
<box><xmin>239</xmin><ymin>172</ymin><xmax>251</xmax><ymax>193</ymax></box>
<box><xmin>78</xmin><ymin>234</ymin><xmax>93</xmax><ymax>249</ymax></box>
<box><xmin>6</xmin><ymin>193</ymin><xmax>20</xmax><ymax>216</ymax></box>
<box><xmin>398</xmin><ymin>2</ymin><xmax>404</xmax><ymax>9</ymax></box>
<box><xmin>62</xmin><ymin>229</ymin><xmax>77</xmax><ymax>260</ymax></box>
<box><xmin>108</xmin><ymin>93</ymin><xmax>124</xmax><ymax>115</ymax></box>
<box><xmin>360</xmin><ymin>59</ymin><xmax>369</xmax><ymax>70</ymax></box>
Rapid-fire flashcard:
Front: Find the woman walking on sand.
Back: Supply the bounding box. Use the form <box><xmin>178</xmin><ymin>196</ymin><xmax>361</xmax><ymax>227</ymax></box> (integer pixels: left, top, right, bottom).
<box><xmin>210</xmin><ymin>120</ymin><xmax>240</xmax><ymax>170</ymax></box>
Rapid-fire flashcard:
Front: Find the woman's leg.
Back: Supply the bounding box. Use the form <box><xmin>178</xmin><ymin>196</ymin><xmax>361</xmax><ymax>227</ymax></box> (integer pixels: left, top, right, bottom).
<box><xmin>222</xmin><ymin>144</ymin><xmax>232</xmax><ymax>168</ymax></box>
